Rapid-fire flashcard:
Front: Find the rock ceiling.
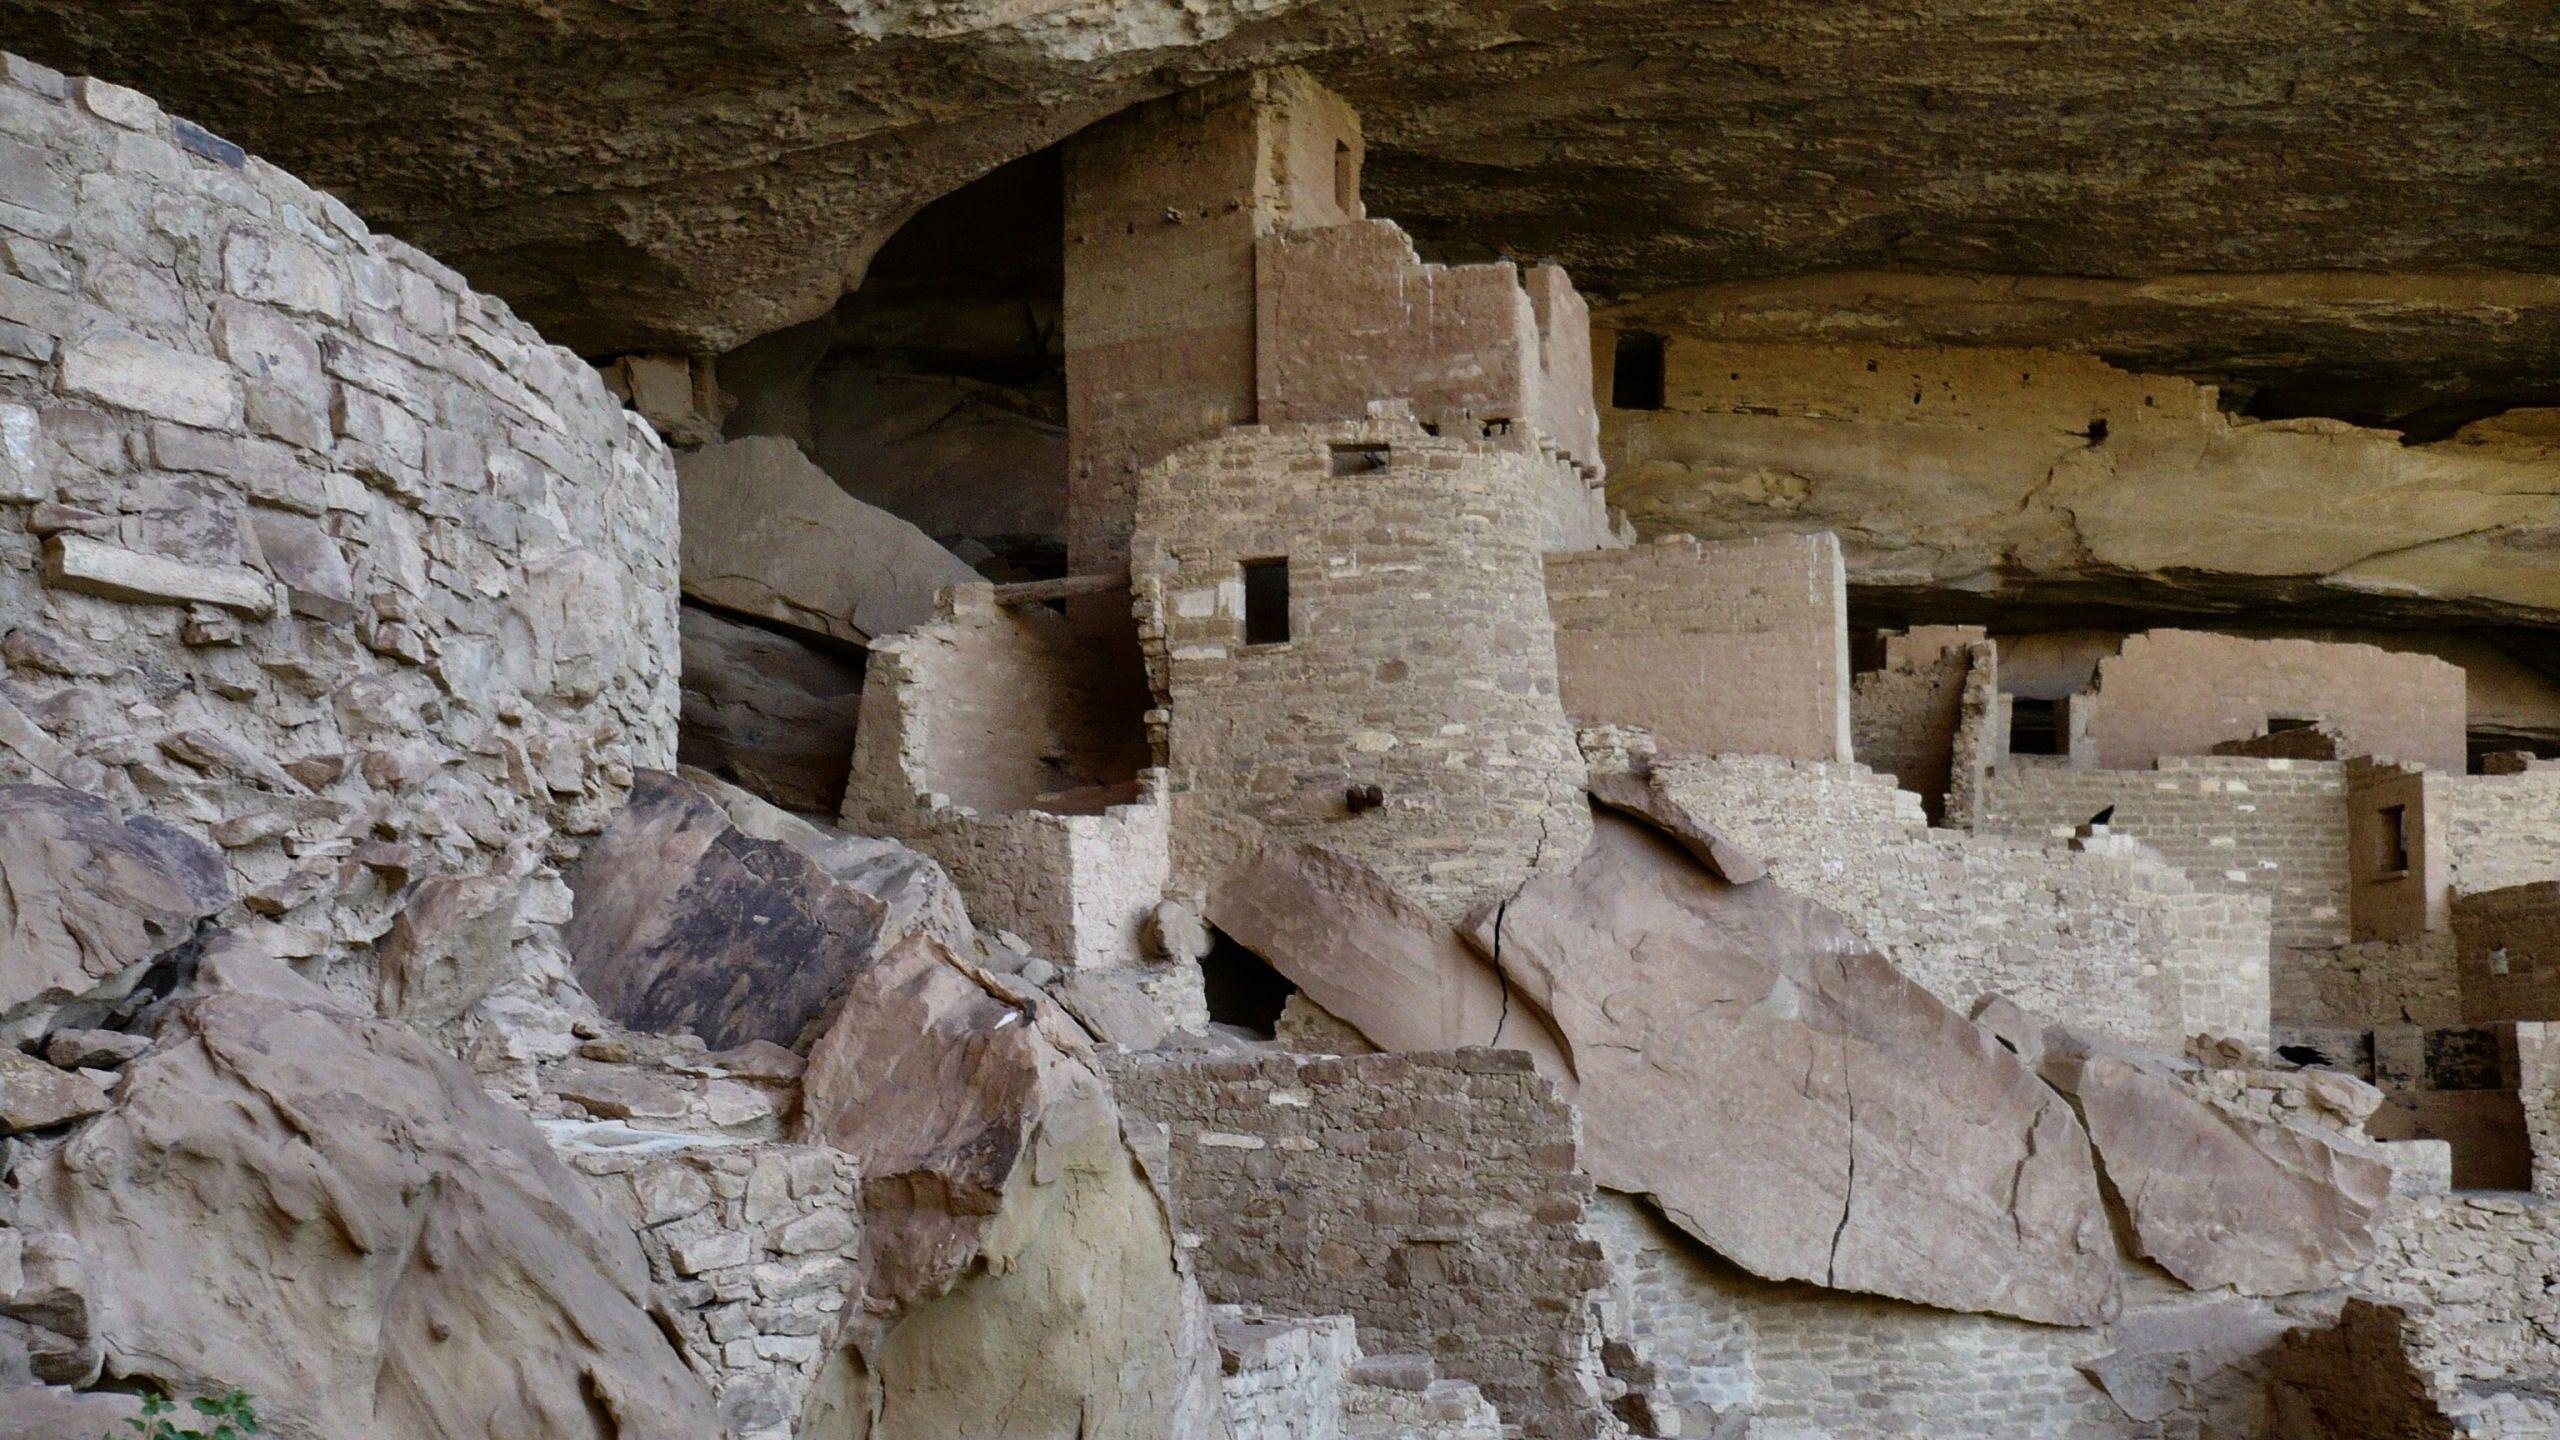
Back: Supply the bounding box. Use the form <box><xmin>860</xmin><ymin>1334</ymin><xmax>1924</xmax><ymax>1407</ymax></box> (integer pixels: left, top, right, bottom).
<box><xmin>6</xmin><ymin>0</ymin><xmax>2556</xmax><ymax>426</ymax></box>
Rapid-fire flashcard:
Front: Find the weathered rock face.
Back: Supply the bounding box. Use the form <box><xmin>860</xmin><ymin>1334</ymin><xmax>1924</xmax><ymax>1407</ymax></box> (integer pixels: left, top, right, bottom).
<box><xmin>676</xmin><ymin>436</ymin><xmax>980</xmax><ymax>647</ymax></box>
<box><xmin>1479</xmin><ymin>809</ymin><xmax>2119</xmax><ymax>1326</ymax></box>
<box><xmin>677</xmin><ymin>604</ymin><xmax>866</xmax><ymax>816</ymax></box>
<box><xmin>9</xmin><ymin>982</ymin><xmax>720</xmax><ymax>1439</ymax></box>
<box><xmin>0</xmin><ymin>785</ymin><xmax>226</xmax><ymax>1042</ymax></box>
<box><xmin>565</xmin><ymin>769</ymin><xmax>971</xmax><ymax>1053</ymax></box>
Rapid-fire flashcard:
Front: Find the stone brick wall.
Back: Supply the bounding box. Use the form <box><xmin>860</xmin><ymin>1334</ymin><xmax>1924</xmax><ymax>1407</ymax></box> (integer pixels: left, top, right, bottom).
<box><xmin>1131</xmin><ymin>420</ymin><xmax>1593</xmax><ymax>923</ymax></box>
<box><xmin>1110</xmin><ymin>1048</ymin><xmax>1620</xmax><ymax>1440</ymax></box>
<box><xmin>0</xmin><ymin>57</ymin><xmax>678</xmax><ymax>987</ymax></box>
<box><xmin>1849</xmin><ymin>628</ymin><xmax>1990</xmax><ymax>824</ymax></box>
<box><xmin>2438</xmin><ymin>771</ymin><xmax>2560</xmax><ymax>897</ymax></box>
<box><xmin>1546</xmin><ymin>533</ymin><xmax>1852</xmax><ymax>765</ymax></box>
<box><xmin>2362</xmin><ymin>1192</ymin><xmax>2560</xmax><ymax>1398</ymax></box>
<box><xmin>1977</xmin><ymin>756</ymin><xmax>2351</xmax><ymax>953</ymax></box>
<box><xmin>2457</xmin><ymin>883</ymin><xmax>2560</xmax><ymax>1024</ymax></box>
<box><xmin>2086</xmin><ymin>629</ymin><xmax>2468</xmax><ymax>774</ymax></box>
<box><xmin>1650</xmin><ymin>752</ymin><xmax>2271</xmax><ymax>1046</ymax></box>
<box><xmin>1589</xmin><ymin>1195</ymin><xmax>2143</xmax><ymax>1440</ymax></box>
<box><xmin>2282</xmin><ymin>932</ymin><xmax>2462</xmax><ymax>1030</ymax></box>
<box><xmin>844</xmin><ymin>584</ymin><xmax>1169</xmax><ymax>966</ymax></box>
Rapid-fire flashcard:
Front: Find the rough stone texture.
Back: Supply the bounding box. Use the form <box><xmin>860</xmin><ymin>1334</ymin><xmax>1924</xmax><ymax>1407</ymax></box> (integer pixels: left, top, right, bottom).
<box><xmin>844</xmin><ymin>583</ymin><xmax>1164</xmax><ymax>969</ymax></box>
<box><xmin>676</xmin><ymin>435</ymin><xmax>979</xmax><ymax>647</ymax></box>
<box><xmin>1849</xmin><ymin>629</ymin><xmax>1987</xmax><ymax>825</ymax></box>
<box><xmin>2439</xmin><ymin>771</ymin><xmax>2560</xmax><ymax>898</ymax></box>
<box><xmin>566</xmin><ymin>768</ymin><xmax>971</xmax><ymax>1054</ymax></box>
<box><xmin>0</xmin><ymin>58</ymin><xmax>680</xmax><ymax>1004</ymax></box>
<box><xmin>0</xmin><ymin>784</ymin><xmax>226</xmax><ymax>1042</ymax></box>
<box><xmin>1482</xmin><ymin>807</ymin><xmax>2118</xmax><ymax>1325</ymax></box>
<box><xmin>0</xmin><ymin>1048</ymin><xmax>107</xmax><ymax>1134</ymax></box>
<box><xmin>1598</xmin><ymin>337</ymin><xmax>2560</xmax><ymax>634</ymax></box>
<box><xmin>1131</xmin><ymin>419</ymin><xmax>1595</xmax><ymax>923</ymax></box>
<box><xmin>1545</xmin><ymin>533</ymin><xmax>1852</xmax><ymax>765</ymax></box>
<box><xmin>676</xmin><ymin>602</ymin><xmax>865</xmax><ymax>817</ymax></box>
<box><xmin>2458</xmin><ymin>883</ymin><xmax>2560</xmax><ymax>1023</ymax></box>
<box><xmin>1644</xmin><ymin>748</ymin><xmax>2271</xmax><ymax>1048</ymax></box>
<box><xmin>1114</xmin><ymin>1049</ymin><xmax>1624</xmax><ymax>1440</ymax></box>
<box><xmin>9</xmin><ymin>984</ymin><xmax>721</xmax><ymax>1439</ymax></box>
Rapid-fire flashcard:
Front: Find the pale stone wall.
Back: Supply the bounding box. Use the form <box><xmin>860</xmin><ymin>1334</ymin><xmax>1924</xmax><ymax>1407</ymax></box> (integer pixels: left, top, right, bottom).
<box><xmin>0</xmin><ymin>59</ymin><xmax>678</xmax><ymax>986</ymax></box>
<box><xmin>1650</xmin><ymin>753</ymin><xmax>2271</xmax><ymax>1046</ymax></box>
<box><xmin>844</xmin><ymin>586</ymin><xmax>1164</xmax><ymax>967</ymax></box>
<box><xmin>2285</xmin><ymin>931</ymin><xmax>2462</xmax><ymax>1030</ymax></box>
<box><xmin>1110</xmin><ymin>1048</ymin><xmax>1622</xmax><ymax>1440</ymax></box>
<box><xmin>1546</xmin><ymin>533</ymin><xmax>1853</xmax><ymax>765</ymax></box>
<box><xmin>2087</xmin><ymin>629</ymin><xmax>2469</xmax><ymax>774</ymax></box>
<box><xmin>1131</xmin><ymin>420</ymin><xmax>1592</xmax><ymax>923</ymax></box>
<box><xmin>2457</xmin><ymin>883</ymin><xmax>2560</xmax><ymax>1024</ymax></box>
<box><xmin>1590</xmin><ymin>1194</ymin><xmax>2143</xmax><ymax>1440</ymax></box>
<box><xmin>2438</xmin><ymin>770</ymin><xmax>2560</xmax><ymax>897</ymax></box>
<box><xmin>1849</xmin><ymin>627</ymin><xmax>1991</xmax><ymax>824</ymax></box>
<box><xmin>559</xmin><ymin>1125</ymin><xmax>862</xmax><ymax>1440</ymax></box>
<box><xmin>1977</xmin><ymin>756</ymin><xmax>2352</xmax><ymax>953</ymax></box>
<box><xmin>2362</xmin><ymin>1192</ymin><xmax>2560</xmax><ymax>1398</ymax></box>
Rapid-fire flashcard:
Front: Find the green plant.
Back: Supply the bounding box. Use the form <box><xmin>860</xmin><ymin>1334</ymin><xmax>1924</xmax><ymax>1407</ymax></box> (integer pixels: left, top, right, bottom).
<box><xmin>110</xmin><ymin>1389</ymin><xmax>261</xmax><ymax>1440</ymax></box>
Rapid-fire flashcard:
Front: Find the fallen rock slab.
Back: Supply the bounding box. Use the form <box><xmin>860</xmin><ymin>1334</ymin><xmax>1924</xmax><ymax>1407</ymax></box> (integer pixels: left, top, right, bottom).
<box><xmin>566</xmin><ymin>768</ymin><xmax>971</xmax><ymax>1052</ymax></box>
<box><xmin>677</xmin><ymin>435</ymin><xmax>980</xmax><ymax>645</ymax></box>
<box><xmin>676</xmin><ymin>602</ymin><xmax>866</xmax><ymax>816</ymax></box>
<box><xmin>1476</xmin><ymin>809</ymin><xmax>2118</xmax><ymax>1325</ymax></box>
<box><xmin>10</xmin><ymin>983</ymin><xmax>719</xmax><ymax>1440</ymax></box>
<box><xmin>0</xmin><ymin>785</ymin><xmax>228</xmax><ymax>1044</ymax></box>
<box><xmin>0</xmin><ymin>1051</ymin><xmax>109</xmax><ymax>1135</ymax></box>
<box><xmin>1205</xmin><ymin>840</ymin><xmax>1572</xmax><ymax>1077</ymax></box>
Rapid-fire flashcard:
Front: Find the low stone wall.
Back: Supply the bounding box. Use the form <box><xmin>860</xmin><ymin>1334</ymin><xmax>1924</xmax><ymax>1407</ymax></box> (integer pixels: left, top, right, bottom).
<box><xmin>2085</xmin><ymin>629</ymin><xmax>2468</xmax><ymax>775</ymax></box>
<box><xmin>2362</xmin><ymin>1192</ymin><xmax>2560</xmax><ymax>1398</ymax></box>
<box><xmin>1653</xmin><ymin>754</ymin><xmax>2271</xmax><ymax>1047</ymax></box>
<box><xmin>2456</xmin><ymin>882</ymin><xmax>2560</xmax><ymax>1024</ymax></box>
<box><xmin>1110</xmin><ymin>1048</ymin><xmax>1620</xmax><ymax>1440</ymax></box>
<box><xmin>0</xmin><ymin>57</ymin><xmax>678</xmax><ymax>988</ymax></box>
<box><xmin>1977</xmin><ymin>756</ymin><xmax>2351</xmax><ymax>953</ymax></box>
<box><xmin>1546</xmin><ymin>532</ymin><xmax>1852</xmax><ymax>765</ymax></box>
<box><xmin>2439</xmin><ymin>771</ymin><xmax>2560</xmax><ymax>898</ymax></box>
<box><xmin>1849</xmin><ymin>640</ymin><xmax>1970</xmax><ymax>822</ymax></box>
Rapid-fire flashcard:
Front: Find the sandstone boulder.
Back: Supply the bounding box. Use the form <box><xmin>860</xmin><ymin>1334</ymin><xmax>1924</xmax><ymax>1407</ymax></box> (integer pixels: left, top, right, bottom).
<box><xmin>1584</xmin><ymin>762</ymin><xmax>1766</xmax><ymax>884</ymax></box>
<box><xmin>9</xmin><ymin>984</ymin><xmax>719</xmax><ymax>1440</ymax></box>
<box><xmin>0</xmin><ymin>1051</ymin><xmax>108</xmax><ymax>1135</ymax></box>
<box><xmin>0</xmin><ymin>785</ymin><xmax>227</xmax><ymax>1043</ymax></box>
<box><xmin>0</xmin><ymin>1385</ymin><xmax>142</xmax><ymax>1440</ymax></box>
<box><xmin>1205</xmin><ymin>840</ymin><xmax>1572</xmax><ymax>1076</ymax></box>
<box><xmin>676</xmin><ymin>436</ymin><xmax>980</xmax><ymax>646</ymax></box>
<box><xmin>676</xmin><ymin>602</ymin><xmax>866</xmax><ymax>815</ymax></box>
<box><xmin>793</xmin><ymin>934</ymin><xmax>1232</xmax><ymax>1439</ymax></box>
<box><xmin>1476</xmin><ymin>809</ymin><xmax>2118</xmax><ymax>1325</ymax></box>
<box><xmin>375</xmin><ymin>870</ymin><xmax>525</xmax><ymax>1027</ymax></box>
<box><xmin>566</xmin><ymin>768</ymin><xmax>971</xmax><ymax>1053</ymax></box>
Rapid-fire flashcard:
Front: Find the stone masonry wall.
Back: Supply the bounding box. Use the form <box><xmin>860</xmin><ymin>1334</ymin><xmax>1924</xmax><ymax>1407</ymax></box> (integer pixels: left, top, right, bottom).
<box><xmin>1110</xmin><ymin>1048</ymin><xmax>1619</xmax><ymax>1440</ymax></box>
<box><xmin>1131</xmin><ymin>420</ymin><xmax>1593</xmax><ymax>923</ymax></box>
<box><xmin>2087</xmin><ymin>628</ymin><xmax>2468</xmax><ymax>775</ymax></box>
<box><xmin>1651</xmin><ymin>752</ymin><xmax>2271</xmax><ymax>1046</ymax></box>
<box><xmin>2438</xmin><ymin>771</ymin><xmax>2560</xmax><ymax>897</ymax></box>
<box><xmin>1849</xmin><ymin>629</ymin><xmax>1987</xmax><ymax>824</ymax></box>
<box><xmin>0</xmin><ymin>57</ymin><xmax>678</xmax><ymax>993</ymax></box>
<box><xmin>1976</xmin><ymin>756</ymin><xmax>2351</xmax><ymax>953</ymax></box>
<box><xmin>2457</xmin><ymin>883</ymin><xmax>2560</xmax><ymax>1024</ymax></box>
<box><xmin>1546</xmin><ymin>532</ymin><xmax>1853</xmax><ymax>765</ymax></box>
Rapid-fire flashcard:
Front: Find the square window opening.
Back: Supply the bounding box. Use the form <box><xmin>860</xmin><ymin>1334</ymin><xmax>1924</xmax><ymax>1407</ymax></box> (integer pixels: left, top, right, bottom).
<box><xmin>2376</xmin><ymin>803</ymin><xmax>2412</xmax><ymax>876</ymax></box>
<box><xmin>1612</xmin><ymin>331</ymin><xmax>1666</xmax><ymax>411</ymax></box>
<box><xmin>1330</xmin><ymin>442</ymin><xmax>1389</xmax><ymax>476</ymax></box>
<box><xmin>2008</xmin><ymin>697</ymin><xmax>2062</xmax><ymax>755</ymax></box>
<box><xmin>1242</xmin><ymin>558</ymin><xmax>1290</xmax><ymax>646</ymax></box>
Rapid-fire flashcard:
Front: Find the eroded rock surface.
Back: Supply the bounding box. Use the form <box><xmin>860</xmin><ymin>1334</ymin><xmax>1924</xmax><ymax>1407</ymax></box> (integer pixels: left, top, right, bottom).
<box><xmin>677</xmin><ymin>604</ymin><xmax>867</xmax><ymax>816</ymax></box>
<box><xmin>0</xmin><ymin>785</ymin><xmax>226</xmax><ymax>1043</ymax></box>
<box><xmin>9</xmin><ymin>982</ymin><xmax>719</xmax><ymax>1439</ymax></box>
<box><xmin>566</xmin><ymin>769</ymin><xmax>970</xmax><ymax>1053</ymax></box>
<box><xmin>1479</xmin><ymin>809</ymin><xmax>2118</xmax><ymax>1325</ymax></box>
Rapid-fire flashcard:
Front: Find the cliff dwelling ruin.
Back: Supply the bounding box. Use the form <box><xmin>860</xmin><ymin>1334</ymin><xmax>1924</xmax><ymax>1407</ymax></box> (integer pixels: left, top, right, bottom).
<box><xmin>0</xmin><ymin>9</ymin><xmax>2555</xmax><ymax>1440</ymax></box>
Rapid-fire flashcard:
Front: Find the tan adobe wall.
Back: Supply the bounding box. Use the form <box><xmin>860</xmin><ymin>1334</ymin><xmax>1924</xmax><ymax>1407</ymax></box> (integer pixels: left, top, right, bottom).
<box><xmin>1546</xmin><ymin>533</ymin><xmax>1853</xmax><ymax>765</ymax></box>
<box><xmin>2457</xmin><ymin>883</ymin><xmax>2560</xmax><ymax>1025</ymax></box>
<box><xmin>1062</xmin><ymin>70</ymin><xmax>1362</xmax><ymax>575</ymax></box>
<box><xmin>1646</xmin><ymin>753</ymin><xmax>2270</xmax><ymax>1047</ymax></box>
<box><xmin>843</xmin><ymin>585</ymin><xmax>1165</xmax><ymax>967</ymax></box>
<box><xmin>2086</xmin><ymin>629</ymin><xmax>2468</xmax><ymax>774</ymax></box>
<box><xmin>1256</xmin><ymin>219</ymin><xmax>1604</xmax><ymax>486</ymax></box>
<box><xmin>1976</xmin><ymin>756</ymin><xmax>2352</xmax><ymax>955</ymax></box>
<box><xmin>2214</xmin><ymin>721</ymin><xmax>2347</xmax><ymax>761</ymax></box>
<box><xmin>2437</xmin><ymin>771</ymin><xmax>2560</xmax><ymax>897</ymax></box>
<box><xmin>0</xmin><ymin>63</ymin><xmax>677</xmax><ymax>987</ymax></box>
<box><xmin>2282</xmin><ymin>932</ymin><xmax>2462</xmax><ymax>1031</ymax></box>
<box><xmin>1131</xmin><ymin>420</ymin><xmax>1592</xmax><ymax>922</ymax></box>
<box><xmin>1110</xmin><ymin>1048</ymin><xmax>1622</xmax><ymax>1440</ymax></box>
<box><xmin>2347</xmin><ymin>759</ymin><xmax>2448</xmax><ymax>943</ymax></box>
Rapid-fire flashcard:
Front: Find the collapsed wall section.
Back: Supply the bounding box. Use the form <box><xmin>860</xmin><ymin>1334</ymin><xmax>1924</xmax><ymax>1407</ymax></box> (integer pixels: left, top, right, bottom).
<box><xmin>1110</xmin><ymin>1048</ymin><xmax>1626</xmax><ymax>1440</ymax></box>
<box><xmin>1545</xmin><ymin>533</ymin><xmax>1853</xmax><ymax>764</ymax></box>
<box><xmin>1131</xmin><ymin>421</ymin><xmax>1591</xmax><ymax>922</ymax></box>
<box><xmin>0</xmin><ymin>58</ymin><xmax>678</xmax><ymax>992</ymax></box>
<box><xmin>2086</xmin><ymin>629</ymin><xmax>2469</xmax><ymax>774</ymax></box>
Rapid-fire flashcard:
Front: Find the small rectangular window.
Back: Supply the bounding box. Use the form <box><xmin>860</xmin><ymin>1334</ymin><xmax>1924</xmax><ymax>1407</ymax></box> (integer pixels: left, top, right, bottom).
<box><xmin>1612</xmin><ymin>332</ymin><xmax>1666</xmax><ymax>411</ymax></box>
<box><xmin>1333</xmin><ymin>139</ymin><xmax>1356</xmax><ymax>214</ymax></box>
<box><xmin>2268</xmin><ymin>716</ymin><xmax>2318</xmax><ymax>734</ymax></box>
<box><xmin>1242</xmin><ymin>558</ymin><xmax>1290</xmax><ymax>646</ymax></box>
<box><xmin>1330</xmin><ymin>443</ymin><xmax>1390</xmax><ymax>476</ymax></box>
<box><xmin>2377</xmin><ymin>803</ymin><xmax>2411</xmax><ymax>875</ymax></box>
<box><xmin>2008</xmin><ymin>697</ymin><xmax>2061</xmax><ymax>755</ymax></box>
